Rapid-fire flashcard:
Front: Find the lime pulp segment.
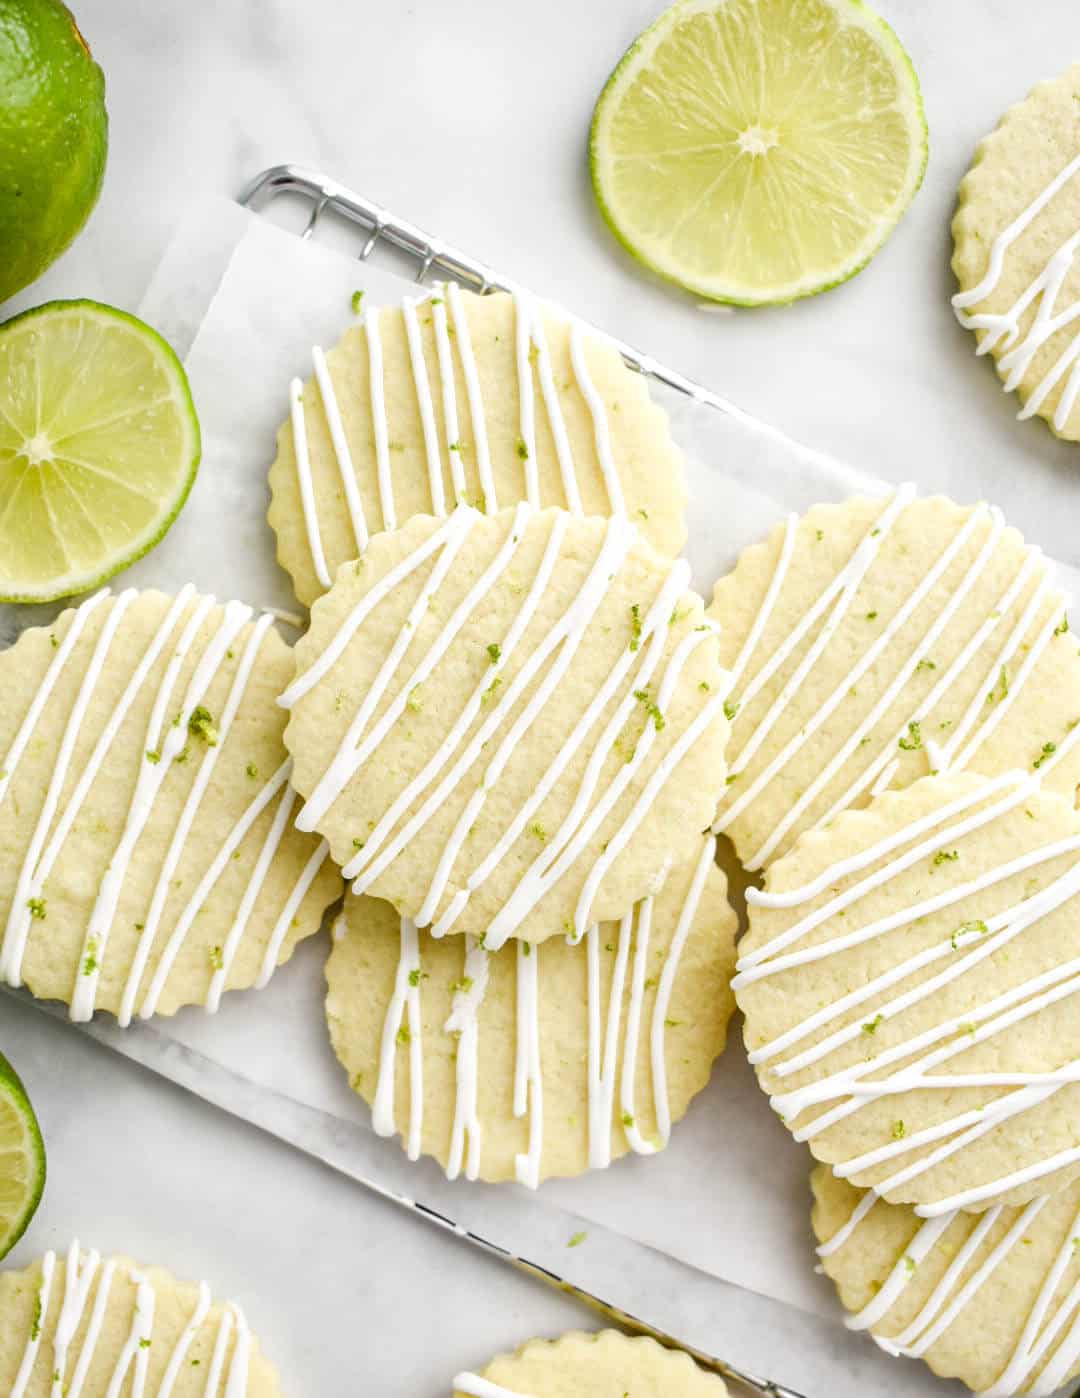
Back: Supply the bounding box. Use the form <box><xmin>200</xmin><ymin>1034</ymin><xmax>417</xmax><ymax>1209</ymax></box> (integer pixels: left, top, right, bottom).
<box><xmin>590</xmin><ymin>0</ymin><xmax>928</xmax><ymax>305</ymax></box>
<box><xmin>0</xmin><ymin>1051</ymin><xmax>45</xmax><ymax>1261</ymax></box>
<box><xmin>0</xmin><ymin>299</ymin><xmax>200</xmax><ymax>603</ymax></box>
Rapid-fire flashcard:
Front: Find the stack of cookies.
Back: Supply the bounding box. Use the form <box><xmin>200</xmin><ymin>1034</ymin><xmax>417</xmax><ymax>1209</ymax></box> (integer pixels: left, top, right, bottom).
<box><xmin>6</xmin><ymin>262</ymin><xmax>1080</xmax><ymax>1392</ymax></box>
<box><xmin>270</xmin><ymin>280</ymin><xmax>1080</xmax><ymax>1393</ymax></box>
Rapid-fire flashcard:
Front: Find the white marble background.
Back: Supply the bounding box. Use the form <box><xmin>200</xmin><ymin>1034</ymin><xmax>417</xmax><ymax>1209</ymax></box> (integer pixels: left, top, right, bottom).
<box><xmin>3</xmin><ymin>1</ymin><xmax>1080</xmax><ymax>1394</ymax></box>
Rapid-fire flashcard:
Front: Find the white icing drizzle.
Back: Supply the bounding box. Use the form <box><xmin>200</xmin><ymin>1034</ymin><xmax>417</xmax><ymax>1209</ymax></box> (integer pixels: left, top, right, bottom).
<box><xmin>743</xmin><ymin>773</ymin><xmax>1080</xmax><ymax>1215</ymax></box>
<box><xmin>446</xmin><ymin>281</ymin><xmax>498</xmax><ymax>513</ymax></box>
<box><xmin>513</xmin><ymin>291</ymin><xmax>541</xmax><ymax>505</ymax></box>
<box><xmin>9</xmin><ymin>1244</ymin><xmax>250</xmax><ymax>1397</ymax></box>
<box><xmin>430</xmin><ymin>290</ymin><xmax>469</xmax><ymax>503</ymax></box>
<box><xmin>121</xmin><ymin>611</ymin><xmax>275</xmax><ymax>1020</ymax></box>
<box><xmin>0</xmin><ymin>590</ymin><xmax>328</xmax><ymax>1024</ymax></box>
<box><xmin>368</xmin><ymin>836</ymin><xmax>714</xmax><ymax>1185</ymax></box>
<box><xmin>953</xmin><ymin>153</ymin><xmax>1080</xmax><ymax>432</ymax></box>
<box><xmin>445</xmin><ymin>935</ymin><xmax>490</xmax><ymax>1181</ymax></box>
<box><xmin>363</xmin><ymin>304</ymin><xmax>396</xmax><ymax>531</ymax></box>
<box><xmin>372</xmin><ymin>914</ymin><xmax>424</xmax><ymax>1160</ymax></box>
<box><xmin>312</xmin><ymin>344</ymin><xmax>369</xmax><ymax>553</ymax></box>
<box><xmin>513</xmin><ymin>938</ymin><xmax>544</xmax><ymax>1189</ymax></box>
<box><xmin>401</xmin><ymin>295</ymin><xmax>446</xmax><ymax>516</ymax></box>
<box><xmin>453</xmin><ymin>1374</ymin><xmax>535</xmax><ymax>1398</ymax></box>
<box><xmin>289</xmin><ymin>286</ymin><xmax>637</xmax><ymax>582</ymax></box>
<box><xmin>11</xmin><ymin>1247</ymin><xmax>55</xmax><ymax>1398</ymax></box>
<box><xmin>822</xmin><ymin>1187</ymin><xmax>1080</xmax><ymax>1396</ymax></box>
<box><xmin>289</xmin><ymin>377</ymin><xmax>332</xmax><ymax>590</ymax></box>
<box><xmin>72</xmin><ymin>597</ymin><xmax>252</xmax><ymax>1022</ymax></box>
<box><xmin>714</xmin><ymin>489</ymin><xmax>1070</xmax><ymax>870</ymax></box>
<box><xmin>569</xmin><ymin>321</ymin><xmax>625</xmax><ymax>513</ymax></box>
<box><xmin>291</xmin><ymin>506</ymin><xmax>717</xmax><ymax>950</ymax></box>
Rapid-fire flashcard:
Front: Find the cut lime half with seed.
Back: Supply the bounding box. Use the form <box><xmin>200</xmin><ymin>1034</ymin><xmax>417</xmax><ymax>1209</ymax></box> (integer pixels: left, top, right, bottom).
<box><xmin>0</xmin><ymin>1050</ymin><xmax>46</xmax><ymax>1261</ymax></box>
<box><xmin>590</xmin><ymin>0</ymin><xmax>928</xmax><ymax>306</ymax></box>
<box><xmin>0</xmin><ymin>299</ymin><xmax>200</xmax><ymax>603</ymax></box>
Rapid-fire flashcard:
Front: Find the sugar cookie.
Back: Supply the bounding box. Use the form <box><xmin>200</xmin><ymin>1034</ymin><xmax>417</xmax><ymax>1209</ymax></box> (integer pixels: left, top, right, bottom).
<box><xmin>452</xmin><ymin>1329</ymin><xmax>727</xmax><ymax>1397</ymax></box>
<box><xmin>709</xmin><ymin>490</ymin><xmax>1080</xmax><ymax>869</ymax></box>
<box><xmin>326</xmin><ymin>838</ymin><xmax>735</xmax><ymax>1185</ymax></box>
<box><xmin>952</xmin><ymin>62</ymin><xmax>1080</xmax><ymax>439</ymax></box>
<box><xmin>737</xmin><ymin>771</ymin><xmax>1080</xmax><ymax>1215</ymax></box>
<box><xmin>268</xmin><ymin>286</ymin><xmax>687</xmax><ymax>604</ymax></box>
<box><xmin>284</xmin><ymin>506</ymin><xmax>729</xmax><ymax>949</ymax></box>
<box><xmin>813</xmin><ymin>1165</ymin><xmax>1080</xmax><ymax>1396</ymax></box>
<box><xmin>0</xmin><ymin>588</ymin><xmax>340</xmax><ymax>1023</ymax></box>
<box><xmin>0</xmin><ymin>1241</ymin><xmax>281</xmax><ymax>1397</ymax></box>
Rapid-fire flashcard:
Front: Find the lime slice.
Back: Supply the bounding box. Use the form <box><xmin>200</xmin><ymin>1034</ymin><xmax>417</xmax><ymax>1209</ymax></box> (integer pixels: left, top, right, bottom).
<box><xmin>590</xmin><ymin>0</ymin><xmax>928</xmax><ymax>305</ymax></box>
<box><xmin>0</xmin><ymin>1050</ymin><xmax>45</xmax><ymax>1261</ymax></box>
<box><xmin>0</xmin><ymin>299</ymin><xmax>200</xmax><ymax>603</ymax></box>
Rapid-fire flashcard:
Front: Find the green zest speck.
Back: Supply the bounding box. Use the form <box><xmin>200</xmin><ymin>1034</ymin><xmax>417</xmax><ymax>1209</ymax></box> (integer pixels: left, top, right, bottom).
<box><xmin>187</xmin><ymin>705</ymin><xmax>219</xmax><ymax>746</ymax></box>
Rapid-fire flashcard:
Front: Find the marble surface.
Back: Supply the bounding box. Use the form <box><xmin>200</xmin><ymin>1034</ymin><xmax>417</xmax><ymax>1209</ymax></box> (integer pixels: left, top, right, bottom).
<box><xmin>3</xmin><ymin>1</ymin><xmax>1080</xmax><ymax>1394</ymax></box>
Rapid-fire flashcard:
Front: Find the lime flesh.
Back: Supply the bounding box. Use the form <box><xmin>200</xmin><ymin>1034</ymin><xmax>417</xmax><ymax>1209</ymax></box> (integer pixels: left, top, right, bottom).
<box><xmin>0</xmin><ymin>300</ymin><xmax>200</xmax><ymax>603</ymax></box>
<box><xmin>590</xmin><ymin>0</ymin><xmax>928</xmax><ymax>305</ymax></box>
<box><xmin>0</xmin><ymin>1050</ymin><xmax>45</xmax><ymax>1262</ymax></box>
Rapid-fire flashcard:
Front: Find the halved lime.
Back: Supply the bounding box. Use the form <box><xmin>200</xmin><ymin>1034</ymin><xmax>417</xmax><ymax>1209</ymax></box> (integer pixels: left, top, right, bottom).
<box><xmin>0</xmin><ymin>299</ymin><xmax>200</xmax><ymax>603</ymax></box>
<box><xmin>590</xmin><ymin>0</ymin><xmax>928</xmax><ymax>306</ymax></box>
<box><xmin>0</xmin><ymin>1050</ymin><xmax>46</xmax><ymax>1261</ymax></box>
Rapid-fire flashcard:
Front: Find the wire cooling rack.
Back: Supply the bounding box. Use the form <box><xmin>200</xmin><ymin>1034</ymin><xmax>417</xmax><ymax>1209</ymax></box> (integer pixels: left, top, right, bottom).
<box><xmin>236</xmin><ymin>163</ymin><xmax>813</xmax><ymax>1398</ymax></box>
<box><xmin>239</xmin><ymin>162</ymin><xmax>864</xmax><ymax>496</ymax></box>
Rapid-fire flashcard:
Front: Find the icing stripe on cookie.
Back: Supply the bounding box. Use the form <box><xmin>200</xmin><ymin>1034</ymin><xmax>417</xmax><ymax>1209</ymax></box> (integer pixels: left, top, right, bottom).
<box><xmin>11</xmin><ymin>1243</ymin><xmax>251</xmax><ymax>1398</ymax></box>
<box><xmin>401</xmin><ymin>295</ymin><xmax>446</xmax><ymax>517</ymax></box>
<box><xmin>312</xmin><ymin>344</ymin><xmax>370</xmax><ymax>553</ymax></box>
<box><xmin>821</xmin><ymin>1189</ymin><xmax>1080</xmax><ymax>1395</ymax></box>
<box><xmin>743</xmin><ymin>774</ymin><xmax>1080</xmax><ymax>1215</ymax></box>
<box><xmin>954</xmin><ymin>152</ymin><xmax>1080</xmax><ymax>433</ymax></box>
<box><xmin>454</xmin><ymin>1376</ymin><xmax>535</xmax><ymax>1398</ymax></box>
<box><xmin>370</xmin><ymin>837</ymin><xmax>716</xmax><ymax>1184</ymax></box>
<box><xmin>289</xmin><ymin>379</ymin><xmax>332</xmax><ymax>590</ymax></box>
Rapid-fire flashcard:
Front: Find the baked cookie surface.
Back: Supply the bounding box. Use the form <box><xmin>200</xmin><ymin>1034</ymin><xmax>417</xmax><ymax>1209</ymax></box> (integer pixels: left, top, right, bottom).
<box><xmin>952</xmin><ymin>62</ymin><xmax>1080</xmax><ymax>439</ymax></box>
<box><xmin>268</xmin><ymin>286</ymin><xmax>687</xmax><ymax>604</ymax></box>
<box><xmin>452</xmin><ymin>1329</ymin><xmax>727</xmax><ymax>1397</ymax></box>
<box><xmin>326</xmin><ymin>837</ymin><xmax>736</xmax><ymax>1185</ymax></box>
<box><xmin>737</xmin><ymin>772</ymin><xmax>1080</xmax><ymax>1215</ymax></box>
<box><xmin>813</xmin><ymin>1165</ymin><xmax>1080</xmax><ymax>1396</ymax></box>
<box><xmin>709</xmin><ymin>490</ymin><xmax>1080</xmax><ymax>869</ymax></box>
<box><xmin>284</xmin><ymin>506</ymin><xmax>729</xmax><ymax>950</ymax></box>
<box><xmin>0</xmin><ymin>587</ymin><xmax>340</xmax><ymax>1024</ymax></box>
<box><xmin>0</xmin><ymin>1242</ymin><xmax>282</xmax><ymax>1397</ymax></box>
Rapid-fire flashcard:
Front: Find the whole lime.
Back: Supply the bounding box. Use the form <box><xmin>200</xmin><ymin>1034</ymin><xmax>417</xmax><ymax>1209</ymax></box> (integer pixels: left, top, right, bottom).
<box><xmin>0</xmin><ymin>0</ymin><xmax>107</xmax><ymax>304</ymax></box>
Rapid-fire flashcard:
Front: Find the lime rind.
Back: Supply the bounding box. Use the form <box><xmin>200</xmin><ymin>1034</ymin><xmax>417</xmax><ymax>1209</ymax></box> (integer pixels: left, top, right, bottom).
<box><xmin>0</xmin><ymin>299</ymin><xmax>201</xmax><ymax>604</ymax></box>
<box><xmin>589</xmin><ymin>0</ymin><xmax>928</xmax><ymax>307</ymax></box>
<box><xmin>0</xmin><ymin>1050</ymin><xmax>46</xmax><ymax>1262</ymax></box>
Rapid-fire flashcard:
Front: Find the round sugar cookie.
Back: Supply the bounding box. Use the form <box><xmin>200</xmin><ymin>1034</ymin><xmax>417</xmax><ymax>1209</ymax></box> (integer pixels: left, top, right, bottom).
<box><xmin>326</xmin><ymin>837</ymin><xmax>736</xmax><ymax>1185</ymax></box>
<box><xmin>952</xmin><ymin>62</ymin><xmax>1080</xmax><ymax>439</ymax></box>
<box><xmin>452</xmin><ymin>1330</ymin><xmax>728</xmax><ymax>1397</ymax></box>
<box><xmin>812</xmin><ymin>1165</ymin><xmax>1080</xmax><ymax>1396</ymax></box>
<box><xmin>0</xmin><ymin>587</ymin><xmax>340</xmax><ymax>1024</ymax></box>
<box><xmin>0</xmin><ymin>1241</ymin><xmax>282</xmax><ymax>1396</ymax></box>
<box><xmin>283</xmin><ymin>505</ymin><xmax>729</xmax><ymax>950</ymax></box>
<box><xmin>268</xmin><ymin>284</ymin><xmax>687</xmax><ymax>605</ymax></box>
<box><xmin>736</xmin><ymin>771</ymin><xmax>1080</xmax><ymax>1215</ymax></box>
<box><xmin>709</xmin><ymin>489</ymin><xmax>1080</xmax><ymax>870</ymax></box>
